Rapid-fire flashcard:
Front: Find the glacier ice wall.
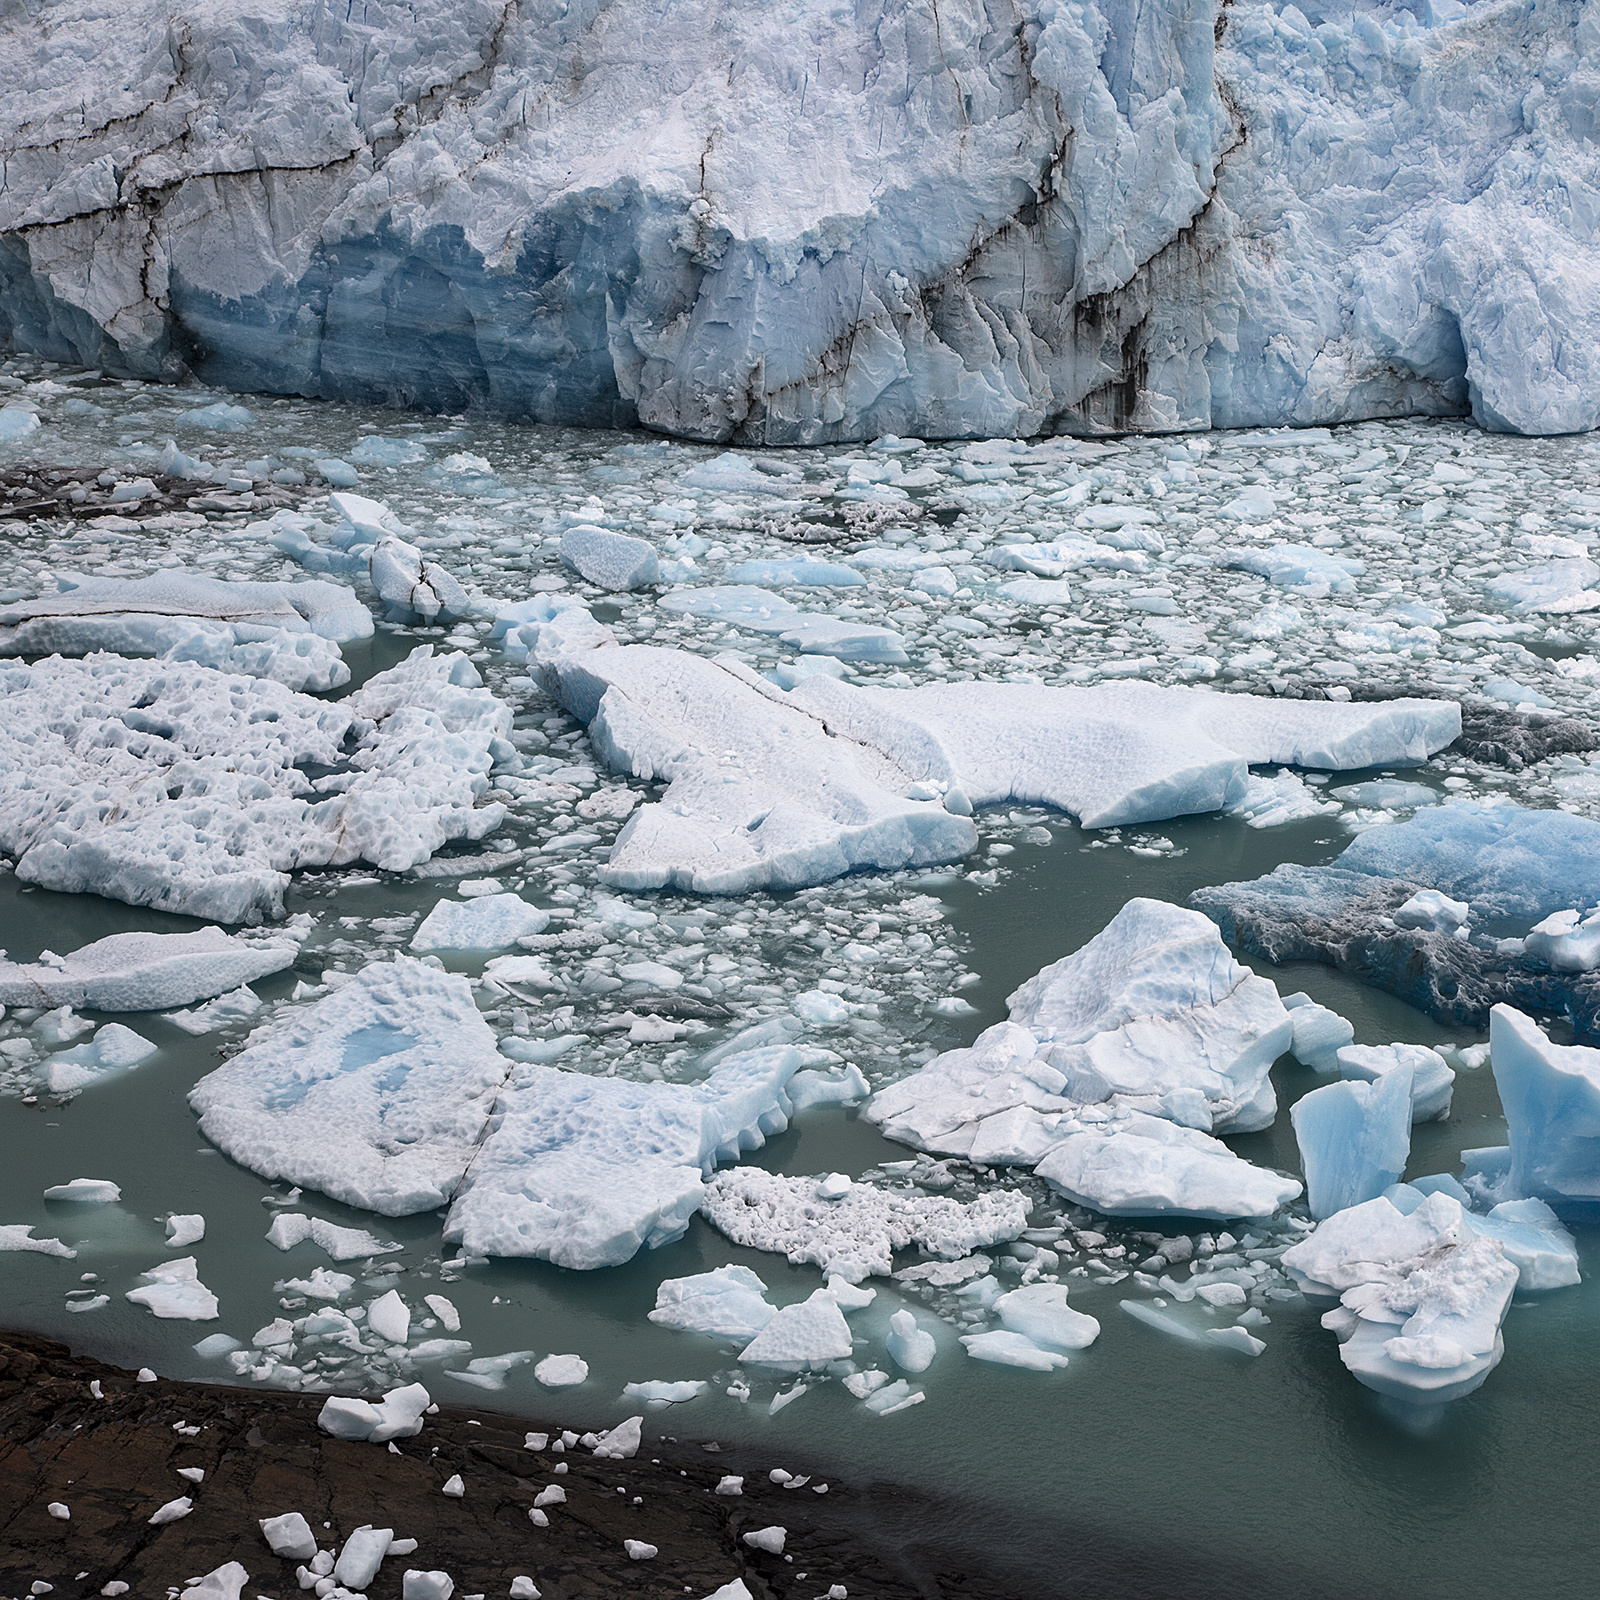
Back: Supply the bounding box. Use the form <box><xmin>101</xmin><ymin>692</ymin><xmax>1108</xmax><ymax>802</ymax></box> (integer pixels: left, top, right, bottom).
<box><xmin>1</xmin><ymin>0</ymin><xmax>1596</xmax><ymax>439</ymax></box>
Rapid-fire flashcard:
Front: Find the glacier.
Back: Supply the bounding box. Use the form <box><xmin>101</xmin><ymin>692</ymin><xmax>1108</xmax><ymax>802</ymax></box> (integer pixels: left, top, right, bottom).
<box><xmin>2</xmin><ymin>0</ymin><xmax>1598</xmax><ymax>440</ymax></box>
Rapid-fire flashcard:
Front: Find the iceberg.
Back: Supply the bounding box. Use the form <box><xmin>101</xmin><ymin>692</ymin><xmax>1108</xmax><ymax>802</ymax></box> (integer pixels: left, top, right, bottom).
<box><xmin>1291</xmin><ymin>1070</ymin><xmax>1414</xmax><ymax>1221</ymax></box>
<box><xmin>698</xmin><ymin>1168</ymin><xmax>1031</xmax><ymax>1283</ymax></box>
<box><xmin>560</xmin><ymin>526</ymin><xmax>660</xmax><ymax>591</ymax></box>
<box><xmin>192</xmin><ymin>959</ymin><xmax>515</xmax><ymax>1217</ymax></box>
<box><xmin>1481</xmin><ymin>1004</ymin><xmax>1600</xmax><ymax>1210</ymax></box>
<box><xmin>0</xmin><ymin>646</ymin><xmax>510</xmax><ymax>922</ymax></box>
<box><xmin>1194</xmin><ymin>805</ymin><xmax>1600</xmax><ymax>1041</ymax></box>
<box><xmin>648</xmin><ymin>1265</ymin><xmax>776</xmax><ymax>1341</ymax></box>
<box><xmin>1336</xmin><ymin>1044</ymin><xmax>1455</xmax><ymax>1124</ymax></box>
<box><xmin>41</xmin><ymin>1022</ymin><xmax>159</xmax><ymax>1094</ymax></box>
<box><xmin>1282</xmin><ymin>1192</ymin><xmax>1519</xmax><ymax>1406</ymax></box>
<box><xmin>0</xmin><ymin>928</ymin><xmax>298</xmax><ymax>1011</ymax></box>
<box><xmin>410</xmin><ymin>893</ymin><xmax>550</xmax><ymax>952</ymax></box>
<box><xmin>521</xmin><ymin>611</ymin><xmax>1455</xmax><ymax>894</ymax></box>
<box><xmin>867</xmin><ymin>899</ymin><xmax>1303</xmax><ymax>1220</ymax></box>
<box><xmin>4</xmin><ymin>0</ymin><xmax>1597</xmax><ymax>439</ymax></box>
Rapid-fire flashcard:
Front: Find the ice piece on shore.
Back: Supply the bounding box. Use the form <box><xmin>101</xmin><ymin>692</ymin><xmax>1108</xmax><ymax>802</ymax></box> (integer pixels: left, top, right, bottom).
<box><xmin>410</xmin><ymin>894</ymin><xmax>549</xmax><ymax>952</ymax></box>
<box><xmin>993</xmin><ymin>1283</ymin><xmax>1099</xmax><ymax>1352</ymax></box>
<box><xmin>591</xmin><ymin>1415</ymin><xmax>644</xmax><ymax>1459</ymax></box>
<box><xmin>0</xmin><ymin>648</ymin><xmax>510</xmax><ymax>921</ymax></box>
<box><xmin>192</xmin><ymin>959</ymin><xmax>513</xmax><ymax>1216</ymax></box>
<box><xmin>265</xmin><ymin>1214</ymin><xmax>400</xmax><ymax>1261</ymax></box>
<box><xmin>1337</xmin><ymin>1044</ymin><xmax>1455</xmax><ymax>1123</ymax></box>
<box><xmin>1036</xmin><ymin>1111</ymin><xmax>1302</xmax><ymax>1220</ymax></box>
<box><xmin>699</xmin><ymin>1169</ymin><xmax>1029</xmax><ymax>1283</ymax></box>
<box><xmin>334</xmin><ymin>1526</ymin><xmax>393</xmax><ymax>1590</ymax></box>
<box><xmin>1283</xmin><ymin>1192</ymin><xmax>1519</xmax><ymax>1405</ymax></box>
<box><xmin>885</xmin><ymin>1309</ymin><xmax>936</xmax><ymax>1373</ymax></box>
<box><xmin>317</xmin><ymin>1382</ymin><xmax>431</xmax><ymax>1442</ymax></box>
<box><xmin>165</xmin><ymin>1214</ymin><xmax>205</xmax><ymax>1247</ymax></box>
<box><xmin>126</xmin><ymin>1257</ymin><xmax>218</xmax><ymax>1320</ymax></box>
<box><xmin>534</xmin><ymin>1354</ymin><xmax>588</xmax><ymax>1387</ymax></box>
<box><xmin>403</xmin><ymin>1574</ymin><xmax>453</xmax><ymax>1600</ymax></box>
<box><xmin>0</xmin><ymin>928</ymin><xmax>299</xmax><ymax>1011</ymax></box>
<box><xmin>44</xmin><ymin>1024</ymin><xmax>158</xmax><ymax>1093</ymax></box>
<box><xmin>43</xmin><ymin>1179</ymin><xmax>120</xmax><ymax>1203</ymax></box>
<box><xmin>739</xmin><ymin>1289</ymin><xmax>852</xmax><ymax>1370</ymax></box>
<box><xmin>260</xmin><ymin>1512</ymin><xmax>318</xmax><ymax>1560</ymax></box>
<box><xmin>560</xmin><ymin>526</ymin><xmax>660</xmax><ymax>591</ymax></box>
<box><xmin>1292</xmin><ymin>1070</ymin><xmax>1414</xmax><ymax>1220</ymax></box>
<box><xmin>868</xmin><ymin>899</ymin><xmax>1299</xmax><ymax>1213</ymax></box>
<box><xmin>442</xmin><ymin>1043</ymin><xmax>803</xmax><ymax>1268</ymax></box>
<box><xmin>1487</xmin><ymin>1004</ymin><xmax>1600</xmax><ymax>1208</ymax></box>
<box><xmin>648</xmin><ymin>1265</ymin><xmax>775</xmax><ymax>1340</ymax></box>
<box><xmin>959</xmin><ymin>1330</ymin><xmax>1071</xmax><ymax>1371</ymax></box>
<box><xmin>0</xmin><ymin>1225</ymin><xmax>75</xmax><ymax>1257</ymax></box>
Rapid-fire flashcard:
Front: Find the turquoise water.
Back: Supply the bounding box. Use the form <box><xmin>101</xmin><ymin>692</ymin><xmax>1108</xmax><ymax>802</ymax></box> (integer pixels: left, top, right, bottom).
<box><xmin>2</xmin><ymin>378</ymin><xmax>1597</xmax><ymax>1597</ymax></box>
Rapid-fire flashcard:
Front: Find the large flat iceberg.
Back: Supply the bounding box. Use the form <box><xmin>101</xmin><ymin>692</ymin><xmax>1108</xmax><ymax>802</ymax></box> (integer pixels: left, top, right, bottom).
<box><xmin>520</xmin><ymin>608</ymin><xmax>1456</xmax><ymax>893</ymax></box>
<box><xmin>0</xmin><ymin>646</ymin><xmax>509</xmax><ymax>921</ymax></box>
<box><xmin>866</xmin><ymin>899</ymin><xmax>1303</xmax><ymax>1220</ymax></box>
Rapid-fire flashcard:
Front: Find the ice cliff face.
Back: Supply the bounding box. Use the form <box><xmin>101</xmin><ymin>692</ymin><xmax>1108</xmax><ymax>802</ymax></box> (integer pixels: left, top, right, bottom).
<box><xmin>1</xmin><ymin>0</ymin><xmax>1596</xmax><ymax>440</ymax></box>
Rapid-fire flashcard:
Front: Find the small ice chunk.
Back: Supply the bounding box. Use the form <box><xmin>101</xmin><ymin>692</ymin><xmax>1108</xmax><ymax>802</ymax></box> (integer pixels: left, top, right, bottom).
<box><xmin>182</xmin><ymin>1564</ymin><xmax>249</xmax><ymax>1600</ymax></box>
<box><xmin>742</xmin><ymin>1527</ymin><xmax>787</xmax><ymax>1555</ymax></box>
<box><xmin>622</xmin><ymin>1380</ymin><xmax>709</xmax><ymax>1408</ymax></box>
<box><xmin>265</xmin><ymin>1214</ymin><xmax>400</xmax><ymax>1261</ymax></box>
<box><xmin>534</xmin><ymin>1353</ymin><xmax>588</xmax><ymax>1387</ymax></box>
<box><xmin>1203</xmin><ymin>1325</ymin><xmax>1266</xmax><ymax>1356</ymax></box>
<box><xmin>1284</xmin><ymin>999</ymin><xmax>1355</xmax><ymax>1073</ymax></box>
<box><xmin>560</xmin><ymin>526</ymin><xmax>660</xmax><ymax>591</ymax></box>
<box><xmin>624</xmin><ymin>1540</ymin><xmax>657</xmax><ymax>1560</ymax></box>
<box><xmin>1336</xmin><ymin>1044</ymin><xmax>1455</xmax><ymax>1123</ymax></box>
<box><xmin>885</xmin><ymin>1310</ymin><xmax>936</xmax><ymax>1373</ymax></box>
<box><xmin>126</xmin><ymin>1257</ymin><xmax>218</xmax><ymax>1321</ymax></box>
<box><xmin>1392</xmin><ymin>890</ymin><xmax>1470</xmax><ymax>933</ymax></box>
<box><xmin>509</xmin><ymin>1579</ymin><xmax>540</xmax><ymax>1600</ymax></box>
<box><xmin>411</xmin><ymin>895</ymin><xmax>549</xmax><ymax>952</ymax></box>
<box><xmin>993</xmin><ymin>1283</ymin><xmax>1100</xmax><ymax>1351</ymax></box>
<box><xmin>402</xmin><ymin>1573</ymin><xmax>454</xmax><ymax>1600</ymax></box>
<box><xmin>148</xmin><ymin>1496</ymin><xmax>194</xmax><ymax>1525</ymax></box>
<box><xmin>366</xmin><ymin>1290</ymin><xmax>411</xmax><ymax>1345</ymax></box>
<box><xmin>316</xmin><ymin>1383</ymin><xmax>431</xmax><ymax>1443</ymax></box>
<box><xmin>260</xmin><ymin>1512</ymin><xmax>318</xmax><ymax>1560</ymax></box>
<box><xmin>737</xmin><ymin>1289</ymin><xmax>853</xmax><ymax>1370</ymax></box>
<box><xmin>648</xmin><ymin>1265</ymin><xmax>775</xmax><ymax>1340</ymax></box>
<box><xmin>1524</xmin><ymin>908</ymin><xmax>1600</xmax><ymax>972</ymax></box>
<box><xmin>958</xmin><ymin>1330</ymin><xmax>1071</xmax><ymax>1371</ymax></box>
<box><xmin>441</xmin><ymin>1474</ymin><xmax>465</xmax><ymax>1498</ymax></box>
<box><xmin>445</xmin><ymin>1351</ymin><xmax>535</xmax><ymax>1390</ymax></box>
<box><xmin>334</xmin><ymin>1526</ymin><xmax>393</xmax><ymax>1589</ymax></box>
<box><xmin>44</xmin><ymin>1024</ymin><xmax>159</xmax><ymax>1093</ymax></box>
<box><xmin>43</xmin><ymin>1179</ymin><xmax>121</xmax><ymax>1204</ymax></box>
<box><xmin>166</xmin><ymin>1214</ymin><xmax>206</xmax><ymax>1248</ymax></box>
<box><xmin>1291</xmin><ymin>1068</ymin><xmax>1413</xmax><ymax>1219</ymax></box>
<box><xmin>424</xmin><ymin>1294</ymin><xmax>461</xmax><ymax>1331</ymax></box>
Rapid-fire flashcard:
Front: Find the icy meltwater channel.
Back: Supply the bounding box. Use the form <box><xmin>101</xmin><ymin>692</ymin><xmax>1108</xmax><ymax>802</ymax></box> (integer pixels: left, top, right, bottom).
<box><xmin>2</xmin><ymin>368</ymin><xmax>1600</xmax><ymax>1597</ymax></box>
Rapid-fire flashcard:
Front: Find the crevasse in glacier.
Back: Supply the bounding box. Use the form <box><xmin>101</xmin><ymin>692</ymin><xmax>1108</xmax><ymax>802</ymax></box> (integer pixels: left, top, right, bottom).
<box><xmin>1</xmin><ymin>0</ymin><xmax>1596</xmax><ymax>440</ymax></box>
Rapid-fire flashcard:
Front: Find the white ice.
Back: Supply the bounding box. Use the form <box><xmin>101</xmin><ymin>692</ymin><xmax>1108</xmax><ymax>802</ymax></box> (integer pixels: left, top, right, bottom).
<box><xmin>0</xmin><ymin>928</ymin><xmax>298</xmax><ymax>1011</ymax></box>
<box><xmin>648</xmin><ymin>1265</ymin><xmax>776</xmax><ymax>1341</ymax></box>
<box><xmin>409</xmin><ymin>893</ymin><xmax>550</xmax><ymax>952</ymax></box>
<box><xmin>868</xmin><ymin>899</ymin><xmax>1303</xmax><ymax>1220</ymax></box>
<box><xmin>561</xmin><ymin>527</ymin><xmax>660</xmax><ymax>591</ymax></box>
<box><xmin>0</xmin><ymin>647</ymin><xmax>511</xmax><ymax>921</ymax></box>
<box><xmin>698</xmin><ymin>1168</ymin><xmax>1030</xmax><ymax>1283</ymax></box>
<box><xmin>317</xmin><ymin>1382</ymin><xmax>431</xmax><ymax>1442</ymax></box>
<box><xmin>1291</xmin><ymin>1069</ymin><xmax>1414</xmax><ymax>1220</ymax></box>
<box><xmin>125</xmin><ymin>1256</ymin><xmax>219</xmax><ymax>1320</ymax></box>
<box><xmin>43</xmin><ymin>1022</ymin><xmax>158</xmax><ymax>1093</ymax></box>
<box><xmin>42</xmin><ymin>1178</ymin><xmax>120</xmax><ymax>1203</ymax></box>
<box><xmin>737</xmin><ymin>1288</ymin><xmax>853</xmax><ymax>1371</ymax></box>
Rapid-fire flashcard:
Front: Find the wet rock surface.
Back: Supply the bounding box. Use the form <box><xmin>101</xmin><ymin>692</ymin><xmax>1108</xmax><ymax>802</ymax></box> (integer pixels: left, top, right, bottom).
<box><xmin>0</xmin><ymin>1332</ymin><xmax>1016</xmax><ymax>1600</ymax></box>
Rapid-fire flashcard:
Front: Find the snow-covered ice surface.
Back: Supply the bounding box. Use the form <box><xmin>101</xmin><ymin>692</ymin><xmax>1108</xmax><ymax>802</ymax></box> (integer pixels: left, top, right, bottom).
<box><xmin>4</xmin><ymin>376</ymin><xmax>1600</xmax><ymax>1598</ymax></box>
<box><xmin>3</xmin><ymin>0</ymin><xmax>1599</xmax><ymax>440</ymax></box>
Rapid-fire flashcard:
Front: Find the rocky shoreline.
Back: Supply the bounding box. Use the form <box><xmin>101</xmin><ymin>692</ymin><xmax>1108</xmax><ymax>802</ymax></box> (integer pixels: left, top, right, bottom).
<box><xmin>0</xmin><ymin>1332</ymin><xmax>1022</xmax><ymax>1600</ymax></box>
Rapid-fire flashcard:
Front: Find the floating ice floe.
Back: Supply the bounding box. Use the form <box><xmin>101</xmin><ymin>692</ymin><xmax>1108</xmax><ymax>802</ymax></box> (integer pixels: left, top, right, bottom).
<box><xmin>1463</xmin><ymin>1005</ymin><xmax>1600</xmax><ymax>1212</ymax></box>
<box><xmin>196</xmin><ymin>961</ymin><xmax>827</xmax><ymax>1268</ymax></box>
<box><xmin>648</xmin><ymin>1265</ymin><xmax>777</xmax><ymax>1340</ymax></box>
<box><xmin>699</xmin><ymin>1169</ymin><xmax>1030</xmax><ymax>1282</ymax></box>
<box><xmin>0</xmin><ymin>646</ymin><xmax>511</xmax><ymax>921</ymax></box>
<box><xmin>42</xmin><ymin>1023</ymin><xmax>158</xmax><ymax>1093</ymax></box>
<box><xmin>409</xmin><ymin>893</ymin><xmax>549</xmax><ymax>951</ymax></box>
<box><xmin>560</xmin><ymin>526</ymin><xmax>660</xmax><ymax>591</ymax></box>
<box><xmin>126</xmin><ymin>1256</ymin><xmax>219</xmax><ymax>1320</ymax></box>
<box><xmin>0</xmin><ymin>571</ymin><xmax>372</xmax><ymax>689</ymax></box>
<box><xmin>1292</xmin><ymin>1070</ymin><xmax>1414</xmax><ymax>1220</ymax></box>
<box><xmin>1282</xmin><ymin>1191</ymin><xmax>1522</xmax><ymax>1406</ymax></box>
<box><xmin>265</xmin><ymin>1214</ymin><xmax>400</xmax><ymax>1261</ymax></box>
<box><xmin>1194</xmin><ymin>804</ymin><xmax>1600</xmax><ymax>1040</ymax></box>
<box><xmin>44</xmin><ymin>1178</ymin><xmax>120</xmax><ymax>1203</ymax></box>
<box><xmin>0</xmin><ymin>927</ymin><xmax>300</xmax><ymax>1010</ymax></box>
<box><xmin>737</xmin><ymin>1288</ymin><xmax>854</xmax><ymax>1370</ymax></box>
<box><xmin>515</xmin><ymin>605</ymin><xmax>1456</xmax><ymax>893</ymax></box>
<box><xmin>867</xmin><ymin>900</ymin><xmax>1303</xmax><ymax>1220</ymax></box>
<box><xmin>0</xmin><ymin>1225</ymin><xmax>76</xmax><ymax>1256</ymax></box>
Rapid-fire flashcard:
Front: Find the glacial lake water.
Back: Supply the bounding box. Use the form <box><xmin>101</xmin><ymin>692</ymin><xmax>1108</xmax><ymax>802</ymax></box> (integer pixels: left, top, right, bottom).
<box><xmin>2</xmin><ymin>370</ymin><xmax>1598</xmax><ymax>1597</ymax></box>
